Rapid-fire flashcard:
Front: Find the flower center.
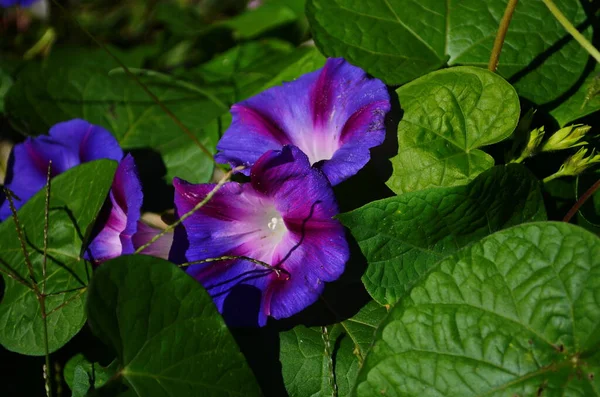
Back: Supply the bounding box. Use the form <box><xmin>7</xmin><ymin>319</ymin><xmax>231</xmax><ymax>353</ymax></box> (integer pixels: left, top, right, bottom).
<box><xmin>261</xmin><ymin>206</ymin><xmax>286</xmax><ymax>242</ymax></box>
<box><xmin>294</xmin><ymin>128</ymin><xmax>340</xmax><ymax>166</ymax></box>
<box><xmin>241</xmin><ymin>198</ymin><xmax>289</xmax><ymax>265</ymax></box>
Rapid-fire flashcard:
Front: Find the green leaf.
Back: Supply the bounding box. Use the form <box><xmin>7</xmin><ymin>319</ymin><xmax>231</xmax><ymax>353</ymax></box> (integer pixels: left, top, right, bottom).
<box><xmin>222</xmin><ymin>3</ymin><xmax>298</xmax><ymax>39</ymax></box>
<box><xmin>354</xmin><ymin>222</ymin><xmax>600</xmax><ymax>396</ymax></box>
<box><xmin>280</xmin><ymin>301</ymin><xmax>387</xmax><ymax>396</ymax></box>
<box><xmin>86</xmin><ymin>255</ymin><xmax>261</xmax><ymax>397</ymax></box>
<box><xmin>64</xmin><ymin>354</ymin><xmax>117</xmax><ymax>397</ymax></box>
<box><xmin>550</xmin><ymin>64</ymin><xmax>600</xmax><ymax>127</ymax></box>
<box><xmin>0</xmin><ymin>68</ymin><xmax>12</xmax><ymax>114</ymax></box>
<box><xmin>386</xmin><ymin>66</ymin><xmax>519</xmax><ymax>194</ymax></box>
<box><xmin>190</xmin><ymin>40</ymin><xmax>294</xmax><ymax>84</ymax></box>
<box><xmin>154</xmin><ymin>3</ymin><xmax>208</xmax><ymax>37</ymax></box>
<box><xmin>307</xmin><ymin>0</ymin><xmax>590</xmax><ymax>103</ymax></box>
<box><xmin>340</xmin><ymin>164</ymin><xmax>546</xmax><ymax>306</ymax></box>
<box><xmin>64</xmin><ymin>354</ymin><xmax>116</xmax><ymax>393</ymax></box>
<box><xmin>0</xmin><ymin>160</ymin><xmax>117</xmax><ymax>355</ymax></box>
<box><xmin>193</xmin><ymin>45</ymin><xmax>326</xmax><ymax>105</ymax></box>
<box><xmin>42</xmin><ymin>46</ymin><xmax>155</xmax><ymax>73</ymax></box>
<box><xmin>5</xmin><ymin>65</ymin><xmax>226</xmax><ymax>183</ymax></box>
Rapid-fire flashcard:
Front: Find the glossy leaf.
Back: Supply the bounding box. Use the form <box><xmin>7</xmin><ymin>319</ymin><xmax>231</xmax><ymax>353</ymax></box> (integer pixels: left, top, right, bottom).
<box><xmin>340</xmin><ymin>164</ymin><xmax>546</xmax><ymax>306</ymax></box>
<box><xmin>5</xmin><ymin>65</ymin><xmax>226</xmax><ymax>183</ymax></box>
<box><xmin>191</xmin><ymin>40</ymin><xmax>294</xmax><ymax>84</ymax></box>
<box><xmin>86</xmin><ymin>255</ymin><xmax>261</xmax><ymax>397</ymax></box>
<box><xmin>0</xmin><ymin>160</ymin><xmax>117</xmax><ymax>355</ymax></box>
<box><xmin>307</xmin><ymin>0</ymin><xmax>590</xmax><ymax>103</ymax></box>
<box><xmin>280</xmin><ymin>301</ymin><xmax>387</xmax><ymax>396</ymax></box>
<box><xmin>387</xmin><ymin>66</ymin><xmax>519</xmax><ymax>194</ymax></box>
<box><xmin>355</xmin><ymin>222</ymin><xmax>600</xmax><ymax>396</ymax></box>
<box><xmin>550</xmin><ymin>63</ymin><xmax>600</xmax><ymax>127</ymax></box>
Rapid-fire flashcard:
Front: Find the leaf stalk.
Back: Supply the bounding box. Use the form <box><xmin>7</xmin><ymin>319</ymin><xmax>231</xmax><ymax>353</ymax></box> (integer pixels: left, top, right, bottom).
<box><xmin>488</xmin><ymin>0</ymin><xmax>519</xmax><ymax>72</ymax></box>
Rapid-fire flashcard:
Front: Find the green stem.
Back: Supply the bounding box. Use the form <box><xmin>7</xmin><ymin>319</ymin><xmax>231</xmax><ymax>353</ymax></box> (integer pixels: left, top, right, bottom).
<box><xmin>42</xmin><ymin>163</ymin><xmax>53</xmax><ymax>397</ymax></box>
<box><xmin>488</xmin><ymin>0</ymin><xmax>519</xmax><ymax>72</ymax></box>
<box><xmin>509</xmin><ymin>154</ymin><xmax>526</xmax><ymax>164</ymax></box>
<box><xmin>543</xmin><ymin>171</ymin><xmax>563</xmax><ymax>184</ymax></box>
<box><xmin>40</xmin><ymin>296</ymin><xmax>53</xmax><ymax>397</ymax></box>
<box><xmin>134</xmin><ymin>166</ymin><xmax>243</xmax><ymax>255</ymax></box>
<box><xmin>4</xmin><ymin>188</ymin><xmax>37</xmax><ymax>287</ymax></box>
<box><xmin>42</xmin><ymin>162</ymin><xmax>52</xmax><ymax>296</ymax></box>
<box><xmin>23</xmin><ymin>27</ymin><xmax>56</xmax><ymax>60</ymax></box>
<box><xmin>542</xmin><ymin>0</ymin><xmax>600</xmax><ymax>64</ymax></box>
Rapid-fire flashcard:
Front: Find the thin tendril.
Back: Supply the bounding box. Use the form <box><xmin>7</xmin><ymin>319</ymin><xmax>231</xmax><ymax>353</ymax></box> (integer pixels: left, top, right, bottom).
<box><xmin>133</xmin><ymin>166</ymin><xmax>244</xmax><ymax>255</ymax></box>
<box><xmin>178</xmin><ymin>255</ymin><xmax>291</xmax><ymax>280</ymax></box>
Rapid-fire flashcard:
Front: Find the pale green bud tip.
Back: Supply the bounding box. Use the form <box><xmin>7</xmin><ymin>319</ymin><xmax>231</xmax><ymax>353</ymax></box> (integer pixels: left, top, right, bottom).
<box><xmin>541</xmin><ymin>124</ymin><xmax>592</xmax><ymax>152</ymax></box>
<box><xmin>560</xmin><ymin>148</ymin><xmax>600</xmax><ymax>177</ymax></box>
<box><xmin>526</xmin><ymin>127</ymin><xmax>545</xmax><ymax>152</ymax></box>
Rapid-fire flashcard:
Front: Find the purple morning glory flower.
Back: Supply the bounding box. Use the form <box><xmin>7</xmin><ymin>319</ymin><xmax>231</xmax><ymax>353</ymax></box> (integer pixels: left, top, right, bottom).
<box><xmin>85</xmin><ymin>154</ymin><xmax>143</xmax><ymax>264</ymax></box>
<box><xmin>0</xmin><ymin>0</ymin><xmax>39</xmax><ymax>7</ymax></box>
<box><xmin>214</xmin><ymin>58</ymin><xmax>390</xmax><ymax>186</ymax></box>
<box><xmin>85</xmin><ymin>155</ymin><xmax>174</xmax><ymax>264</ymax></box>
<box><xmin>174</xmin><ymin>145</ymin><xmax>349</xmax><ymax>326</ymax></box>
<box><xmin>0</xmin><ymin>119</ymin><xmax>123</xmax><ymax>221</ymax></box>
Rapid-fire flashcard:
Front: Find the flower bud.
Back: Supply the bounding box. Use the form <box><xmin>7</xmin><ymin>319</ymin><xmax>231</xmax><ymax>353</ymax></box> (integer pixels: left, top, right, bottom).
<box><xmin>541</xmin><ymin>124</ymin><xmax>592</xmax><ymax>152</ymax></box>
<box><xmin>544</xmin><ymin>148</ymin><xmax>600</xmax><ymax>183</ymax></box>
<box><xmin>559</xmin><ymin>148</ymin><xmax>600</xmax><ymax>177</ymax></box>
<box><xmin>510</xmin><ymin>126</ymin><xmax>544</xmax><ymax>164</ymax></box>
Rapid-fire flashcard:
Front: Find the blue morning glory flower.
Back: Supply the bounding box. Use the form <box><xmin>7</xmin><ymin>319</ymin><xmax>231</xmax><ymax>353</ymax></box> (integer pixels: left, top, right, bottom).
<box><xmin>0</xmin><ymin>118</ymin><xmax>171</xmax><ymax>262</ymax></box>
<box><xmin>0</xmin><ymin>119</ymin><xmax>123</xmax><ymax>220</ymax></box>
<box><xmin>215</xmin><ymin>58</ymin><xmax>391</xmax><ymax>186</ymax></box>
<box><xmin>174</xmin><ymin>145</ymin><xmax>349</xmax><ymax>327</ymax></box>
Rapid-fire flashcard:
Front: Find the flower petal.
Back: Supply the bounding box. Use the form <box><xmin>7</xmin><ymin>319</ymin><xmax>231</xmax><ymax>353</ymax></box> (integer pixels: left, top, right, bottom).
<box><xmin>265</xmin><ymin>225</ymin><xmax>348</xmax><ymax>320</ymax></box>
<box><xmin>47</xmin><ymin>119</ymin><xmax>123</xmax><ymax>164</ymax></box>
<box><xmin>0</xmin><ymin>0</ymin><xmax>38</xmax><ymax>7</ymax></box>
<box><xmin>173</xmin><ymin>145</ymin><xmax>348</xmax><ymax>326</ymax></box>
<box><xmin>0</xmin><ymin>119</ymin><xmax>122</xmax><ymax>221</ymax></box>
<box><xmin>215</xmin><ymin>58</ymin><xmax>390</xmax><ymax>184</ymax></box>
<box><xmin>85</xmin><ymin>154</ymin><xmax>142</xmax><ymax>263</ymax></box>
<box><xmin>132</xmin><ymin>221</ymin><xmax>173</xmax><ymax>260</ymax></box>
<box><xmin>251</xmin><ymin>145</ymin><xmax>339</xmax><ymax>223</ymax></box>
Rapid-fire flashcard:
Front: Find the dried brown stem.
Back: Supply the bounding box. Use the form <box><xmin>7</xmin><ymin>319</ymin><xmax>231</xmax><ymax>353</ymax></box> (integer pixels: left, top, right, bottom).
<box><xmin>563</xmin><ymin>178</ymin><xmax>600</xmax><ymax>223</ymax></box>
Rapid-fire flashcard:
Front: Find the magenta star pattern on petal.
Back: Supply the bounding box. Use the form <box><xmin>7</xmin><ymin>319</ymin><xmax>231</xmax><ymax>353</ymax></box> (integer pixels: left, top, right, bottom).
<box><xmin>174</xmin><ymin>145</ymin><xmax>349</xmax><ymax>326</ymax></box>
<box><xmin>215</xmin><ymin>58</ymin><xmax>391</xmax><ymax>186</ymax></box>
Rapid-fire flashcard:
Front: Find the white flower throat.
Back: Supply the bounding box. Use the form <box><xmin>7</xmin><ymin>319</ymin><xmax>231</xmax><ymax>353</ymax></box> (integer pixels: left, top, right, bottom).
<box><xmin>263</xmin><ymin>206</ymin><xmax>286</xmax><ymax>239</ymax></box>
<box><xmin>268</xmin><ymin>216</ymin><xmax>284</xmax><ymax>231</ymax></box>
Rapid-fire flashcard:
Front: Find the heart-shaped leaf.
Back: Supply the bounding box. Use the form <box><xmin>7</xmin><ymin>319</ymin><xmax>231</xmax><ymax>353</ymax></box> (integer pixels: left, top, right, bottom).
<box><xmin>386</xmin><ymin>66</ymin><xmax>519</xmax><ymax>194</ymax></box>
<box><xmin>340</xmin><ymin>164</ymin><xmax>546</xmax><ymax>306</ymax></box>
<box><xmin>86</xmin><ymin>255</ymin><xmax>262</xmax><ymax>397</ymax></box>
<box><xmin>355</xmin><ymin>222</ymin><xmax>600</xmax><ymax>396</ymax></box>
<box><xmin>0</xmin><ymin>160</ymin><xmax>116</xmax><ymax>355</ymax></box>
